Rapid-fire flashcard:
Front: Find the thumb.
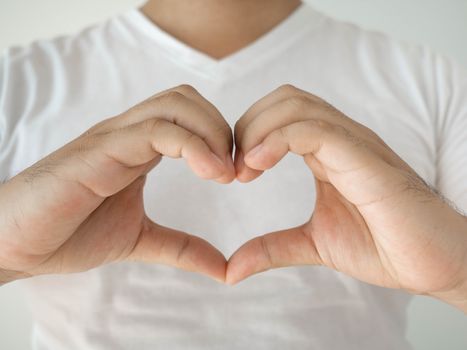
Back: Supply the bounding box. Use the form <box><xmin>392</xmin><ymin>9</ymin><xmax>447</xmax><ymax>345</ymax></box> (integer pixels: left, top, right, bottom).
<box><xmin>226</xmin><ymin>225</ymin><xmax>323</xmax><ymax>285</ymax></box>
<box><xmin>128</xmin><ymin>219</ymin><xmax>227</xmax><ymax>283</ymax></box>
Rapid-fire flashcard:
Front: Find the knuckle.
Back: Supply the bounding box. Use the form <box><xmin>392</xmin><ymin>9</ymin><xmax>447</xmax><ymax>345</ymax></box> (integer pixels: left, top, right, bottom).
<box><xmin>76</xmin><ymin>135</ymin><xmax>97</xmax><ymax>154</ymax></box>
<box><xmin>72</xmin><ymin>132</ymin><xmax>102</xmax><ymax>156</ymax></box>
<box><xmin>330</xmin><ymin>122</ymin><xmax>348</xmax><ymax>134</ymax></box>
<box><xmin>142</xmin><ymin>117</ymin><xmax>166</xmax><ymax>134</ymax></box>
<box><xmin>163</xmin><ymin>90</ymin><xmax>185</xmax><ymax>101</ymax></box>
<box><xmin>174</xmin><ymin>84</ymin><xmax>198</xmax><ymax>95</ymax></box>
<box><xmin>271</xmin><ymin>126</ymin><xmax>288</xmax><ymax>140</ymax></box>
<box><xmin>179</xmin><ymin>132</ymin><xmax>207</xmax><ymax>157</ymax></box>
<box><xmin>82</xmin><ymin>120</ymin><xmax>107</xmax><ymax>136</ymax></box>
<box><xmin>285</xmin><ymin>95</ymin><xmax>312</xmax><ymax>111</ymax></box>
<box><xmin>127</xmin><ymin>100</ymin><xmax>154</xmax><ymax>118</ymax></box>
<box><xmin>276</xmin><ymin>83</ymin><xmax>299</xmax><ymax>95</ymax></box>
<box><xmin>157</xmin><ymin>91</ymin><xmax>186</xmax><ymax>107</ymax></box>
<box><xmin>304</xmin><ymin>119</ymin><xmax>333</xmax><ymax>133</ymax></box>
<box><xmin>182</xmin><ymin>131</ymin><xmax>203</xmax><ymax>149</ymax></box>
<box><xmin>331</xmin><ymin>123</ymin><xmax>352</xmax><ymax>137</ymax></box>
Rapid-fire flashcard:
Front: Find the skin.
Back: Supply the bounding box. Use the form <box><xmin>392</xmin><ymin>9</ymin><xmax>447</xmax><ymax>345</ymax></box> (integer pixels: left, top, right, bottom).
<box><xmin>141</xmin><ymin>0</ymin><xmax>303</xmax><ymax>59</ymax></box>
<box><xmin>0</xmin><ymin>85</ymin><xmax>236</xmax><ymax>283</ymax></box>
<box><xmin>228</xmin><ymin>85</ymin><xmax>467</xmax><ymax>313</ymax></box>
<box><xmin>0</xmin><ymin>0</ymin><xmax>466</xmax><ymax>314</ymax></box>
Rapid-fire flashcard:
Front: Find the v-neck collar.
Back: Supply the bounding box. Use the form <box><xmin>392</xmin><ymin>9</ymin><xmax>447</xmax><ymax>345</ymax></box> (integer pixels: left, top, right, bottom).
<box><xmin>124</xmin><ymin>3</ymin><xmax>325</xmax><ymax>82</ymax></box>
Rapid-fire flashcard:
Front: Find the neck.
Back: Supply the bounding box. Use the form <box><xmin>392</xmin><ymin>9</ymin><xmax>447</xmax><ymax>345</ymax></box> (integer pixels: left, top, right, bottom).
<box><xmin>141</xmin><ymin>0</ymin><xmax>302</xmax><ymax>59</ymax></box>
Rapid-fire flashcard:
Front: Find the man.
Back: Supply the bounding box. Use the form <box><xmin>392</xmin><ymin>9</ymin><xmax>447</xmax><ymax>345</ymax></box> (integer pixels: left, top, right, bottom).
<box><xmin>0</xmin><ymin>0</ymin><xmax>466</xmax><ymax>348</ymax></box>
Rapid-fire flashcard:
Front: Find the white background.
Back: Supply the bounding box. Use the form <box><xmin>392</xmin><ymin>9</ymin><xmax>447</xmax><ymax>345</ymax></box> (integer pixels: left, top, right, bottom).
<box><xmin>0</xmin><ymin>0</ymin><xmax>466</xmax><ymax>349</ymax></box>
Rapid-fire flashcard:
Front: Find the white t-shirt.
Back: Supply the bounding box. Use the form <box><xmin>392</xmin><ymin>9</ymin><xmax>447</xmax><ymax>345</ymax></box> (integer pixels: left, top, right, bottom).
<box><xmin>1</xmin><ymin>3</ymin><xmax>467</xmax><ymax>349</ymax></box>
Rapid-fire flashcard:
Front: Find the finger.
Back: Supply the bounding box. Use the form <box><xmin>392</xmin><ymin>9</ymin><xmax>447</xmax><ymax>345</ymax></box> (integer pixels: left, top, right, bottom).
<box><xmin>151</xmin><ymin>85</ymin><xmax>232</xmax><ymax>144</ymax></box>
<box><xmin>148</xmin><ymin>84</ymin><xmax>234</xmax><ymax>162</ymax></box>
<box><xmin>243</xmin><ymin>119</ymin><xmax>400</xmax><ymax>207</ymax></box>
<box><xmin>214</xmin><ymin>149</ymin><xmax>236</xmax><ymax>184</ymax></box>
<box><xmin>132</xmin><ymin>90</ymin><xmax>235</xmax><ymax>184</ymax></box>
<box><xmin>235</xmin><ymin>96</ymin><xmax>312</xmax><ymax>182</ymax></box>
<box><xmin>239</xmin><ymin>95</ymin><xmax>313</xmax><ymax>154</ymax></box>
<box><xmin>178</xmin><ymin>84</ymin><xmax>238</xmax><ymax>184</ymax></box>
<box><xmin>237</xmin><ymin>103</ymin><xmax>389</xmax><ymax>181</ymax></box>
<box><xmin>234</xmin><ymin>84</ymin><xmax>315</xmax><ymax>143</ymax></box>
<box><xmin>62</xmin><ymin>117</ymin><xmax>227</xmax><ymax>198</ymax></box>
<box><xmin>101</xmin><ymin>85</ymin><xmax>233</xmax><ymax>152</ymax></box>
<box><xmin>87</xmin><ymin>86</ymin><xmax>235</xmax><ymax>182</ymax></box>
<box><xmin>129</xmin><ymin>219</ymin><xmax>227</xmax><ymax>282</ymax></box>
<box><xmin>234</xmin><ymin>85</ymin><xmax>391</xmax><ymax>182</ymax></box>
<box><xmin>225</xmin><ymin>225</ymin><xmax>322</xmax><ymax>285</ymax></box>
<box><xmin>129</xmin><ymin>92</ymin><xmax>232</xmax><ymax>160</ymax></box>
<box><xmin>234</xmin><ymin>85</ymin><xmax>307</xmax><ymax>182</ymax></box>
<box><xmin>235</xmin><ymin>84</ymin><xmax>372</xmax><ymax>149</ymax></box>
<box><xmin>233</xmin><ymin>147</ymin><xmax>263</xmax><ymax>183</ymax></box>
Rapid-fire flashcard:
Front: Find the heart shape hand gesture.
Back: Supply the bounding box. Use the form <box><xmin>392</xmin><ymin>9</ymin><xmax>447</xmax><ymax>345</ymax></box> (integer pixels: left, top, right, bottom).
<box><xmin>0</xmin><ymin>84</ymin><xmax>466</xmax><ymax>310</ymax></box>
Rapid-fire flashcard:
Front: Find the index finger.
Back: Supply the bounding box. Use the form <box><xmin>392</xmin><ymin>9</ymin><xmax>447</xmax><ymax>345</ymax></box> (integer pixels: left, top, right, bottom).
<box><xmin>89</xmin><ymin>85</ymin><xmax>236</xmax><ymax>183</ymax></box>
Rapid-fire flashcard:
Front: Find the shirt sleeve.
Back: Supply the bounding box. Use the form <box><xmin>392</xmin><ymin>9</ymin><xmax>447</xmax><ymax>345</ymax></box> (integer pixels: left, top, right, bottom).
<box><xmin>0</xmin><ymin>51</ymin><xmax>9</xmax><ymax>183</ymax></box>
<box><xmin>435</xmin><ymin>54</ymin><xmax>467</xmax><ymax>214</ymax></box>
<box><xmin>0</xmin><ymin>47</ymin><xmax>31</xmax><ymax>183</ymax></box>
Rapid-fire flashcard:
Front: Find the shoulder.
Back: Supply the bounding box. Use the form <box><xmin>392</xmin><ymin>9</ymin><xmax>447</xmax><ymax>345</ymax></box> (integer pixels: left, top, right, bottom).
<box><xmin>0</xmin><ymin>15</ymin><xmax>119</xmax><ymax>97</ymax></box>
<box><xmin>311</xmin><ymin>9</ymin><xmax>467</xmax><ymax>121</ymax></box>
<box><xmin>0</xmin><ymin>14</ymin><xmax>130</xmax><ymax>179</ymax></box>
<box><xmin>0</xmin><ymin>12</ymin><xmax>133</xmax><ymax>134</ymax></box>
<box><xmin>318</xmin><ymin>10</ymin><xmax>467</xmax><ymax>84</ymax></box>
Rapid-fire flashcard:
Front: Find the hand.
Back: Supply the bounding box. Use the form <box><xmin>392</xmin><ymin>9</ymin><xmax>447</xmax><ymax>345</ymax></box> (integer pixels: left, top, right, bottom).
<box><xmin>227</xmin><ymin>84</ymin><xmax>467</xmax><ymax>311</ymax></box>
<box><xmin>0</xmin><ymin>85</ymin><xmax>235</xmax><ymax>284</ymax></box>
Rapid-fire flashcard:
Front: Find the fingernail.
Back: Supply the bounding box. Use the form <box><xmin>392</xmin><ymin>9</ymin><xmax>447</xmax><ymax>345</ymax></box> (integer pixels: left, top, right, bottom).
<box><xmin>245</xmin><ymin>144</ymin><xmax>263</xmax><ymax>159</ymax></box>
